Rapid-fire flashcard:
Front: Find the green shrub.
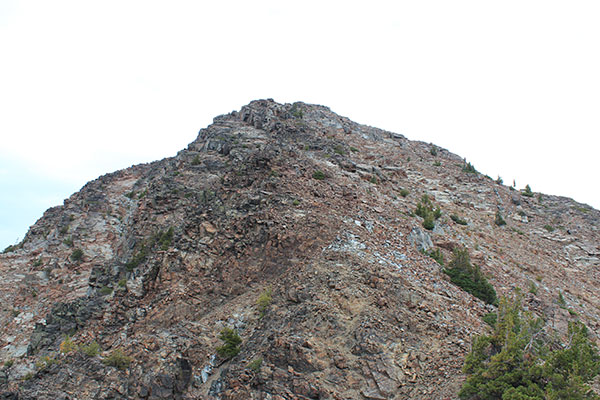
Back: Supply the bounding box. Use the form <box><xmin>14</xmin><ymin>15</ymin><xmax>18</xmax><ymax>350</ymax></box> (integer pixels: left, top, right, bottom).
<box><xmin>494</xmin><ymin>211</ymin><xmax>506</xmax><ymax>226</ymax></box>
<box><xmin>99</xmin><ymin>286</ymin><xmax>113</xmax><ymax>295</ymax></box>
<box><xmin>4</xmin><ymin>359</ymin><xmax>14</xmax><ymax>368</ymax></box>
<box><xmin>350</xmin><ymin>146</ymin><xmax>359</xmax><ymax>153</ymax></box>
<box><xmin>216</xmin><ymin>327</ymin><xmax>242</xmax><ymax>359</ymax></box>
<box><xmin>459</xmin><ymin>294</ymin><xmax>600</xmax><ymax>399</ymax></box>
<box><xmin>70</xmin><ymin>248</ymin><xmax>84</xmax><ymax>262</ymax></box>
<box><xmin>451</xmin><ymin>214</ymin><xmax>468</xmax><ymax>225</ymax></box>
<box><xmin>522</xmin><ymin>184</ymin><xmax>534</xmax><ymax>197</ymax></box>
<box><xmin>157</xmin><ymin>227</ymin><xmax>174</xmax><ymax>251</ymax></box>
<box><xmin>126</xmin><ymin>244</ymin><xmax>149</xmax><ymax>271</ymax></box>
<box><xmin>63</xmin><ymin>237</ymin><xmax>74</xmax><ymax>247</ymax></box>
<box><xmin>290</xmin><ymin>103</ymin><xmax>303</xmax><ymax>118</ymax></box>
<box><xmin>422</xmin><ymin>214</ymin><xmax>435</xmax><ymax>230</ymax></box>
<box><xmin>558</xmin><ymin>291</ymin><xmax>567</xmax><ymax>308</ymax></box>
<box><xmin>247</xmin><ymin>357</ymin><xmax>263</xmax><ymax>372</ymax></box>
<box><xmin>528</xmin><ymin>280</ymin><xmax>538</xmax><ymax>295</ymax></box>
<box><xmin>543</xmin><ymin>224</ymin><xmax>554</xmax><ymax>232</ymax></box>
<box><xmin>3</xmin><ymin>245</ymin><xmax>16</xmax><ymax>254</ymax></box>
<box><xmin>312</xmin><ymin>170</ymin><xmax>325</xmax><ymax>180</ymax></box>
<box><xmin>4</xmin><ymin>241</ymin><xmax>24</xmax><ymax>253</ymax></box>
<box><xmin>426</xmin><ymin>248</ymin><xmax>444</xmax><ymax>266</ymax></box>
<box><xmin>415</xmin><ymin>194</ymin><xmax>441</xmax><ymax>231</ymax></box>
<box><xmin>575</xmin><ymin>206</ymin><xmax>591</xmax><ymax>213</ymax></box>
<box><xmin>81</xmin><ymin>341</ymin><xmax>100</xmax><ymax>357</ymax></box>
<box><xmin>103</xmin><ymin>348</ymin><xmax>131</xmax><ymax>370</ymax></box>
<box><xmin>36</xmin><ymin>355</ymin><xmax>58</xmax><ymax>371</ymax></box>
<box><xmin>463</xmin><ymin>161</ymin><xmax>477</xmax><ymax>173</ymax></box>
<box><xmin>125</xmin><ymin>229</ymin><xmax>174</xmax><ymax>272</ymax></box>
<box><xmin>430</xmin><ymin>146</ymin><xmax>438</xmax><ymax>156</ymax></box>
<box><xmin>257</xmin><ymin>288</ymin><xmax>272</xmax><ymax>317</ymax></box>
<box><xmin>399</xmin><ymin>189</ymin><xmax>410</xmax><ymax>197</ymax></box>
<box><xmin>191</xmin><ymin>155</ymin><xmax>201</xmax><ymax>165</ymax></box>
<box><xmin>482</xmin><ymin>312</ymin><xmax>497</xmax><ymax>328</ymax></box>
<box><xmin>415</xmin><ymin>195</ymin><xmax>441</xmax><ymax>219</ymax></box>
<box><xmin>433</xmin><ymin>161</ymin><xmax>441</xmax><ymax>167</ymax></box>
<box><xmin>568</xmin><ymin>308</ymin><xmax>578</xmax><ymax>317</ymax></box>
<box><xmin>496</xmin><ymin>176</ymin><xmax>503</xmax><ymax>185</ymax></box>
<box><xmin>118</xmin><ymin>278</ymin><xmax>127</xmax><ymax>288</ymax></box>
<box><xmin>443</xmin><ymin>248</ymin><xmax>497</xmax><ymax>305</ymax></box>
<box><xmin>124</xmin><ymin>191</ymin><xmax>135</xmax><ymax>199</ymax></box>
<box><xmin>59</xmin><ymin>336</ymin><xmax>78</xmax><ymax>354</ymax></box>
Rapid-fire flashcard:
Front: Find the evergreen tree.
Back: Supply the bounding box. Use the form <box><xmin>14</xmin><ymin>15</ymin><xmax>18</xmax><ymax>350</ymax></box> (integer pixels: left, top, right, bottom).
<box><xmin>443</xmin><ymin>248</ymin><xmax>497</xmax><ymax>306</ymax></box>
<box><xmin>460</xmin><ymin>294</ymin><xmax>600</xmax><ymax>399</ymax></box>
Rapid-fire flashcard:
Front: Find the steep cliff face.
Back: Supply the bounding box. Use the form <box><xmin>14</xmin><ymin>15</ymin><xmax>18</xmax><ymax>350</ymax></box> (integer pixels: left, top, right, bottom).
<box><xmin>1</xmin><ymin>99</ymin><xmax>598</xmax><ymax>399</ymax></box>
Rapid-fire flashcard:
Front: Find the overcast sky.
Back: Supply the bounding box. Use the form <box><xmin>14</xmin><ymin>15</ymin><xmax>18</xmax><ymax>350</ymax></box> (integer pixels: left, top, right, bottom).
<box><xmin>1</xmin><ymin>1</ymin><xmax>599</xmax><ymax>249</ymax></box>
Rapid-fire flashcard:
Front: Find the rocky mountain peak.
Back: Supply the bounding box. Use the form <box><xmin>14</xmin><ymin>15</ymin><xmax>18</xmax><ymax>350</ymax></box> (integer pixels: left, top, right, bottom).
<box><xmin>1</xmin><ymin>99</ymin><xmax>599</xmax><ymax>399</ymax></box>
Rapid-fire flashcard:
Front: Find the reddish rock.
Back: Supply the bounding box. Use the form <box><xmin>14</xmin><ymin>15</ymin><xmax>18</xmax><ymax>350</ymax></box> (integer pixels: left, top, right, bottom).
<box><xmin>1</xmin><ymin>99</ymin><xmax>599</xmax><ymax>399</ymax></box>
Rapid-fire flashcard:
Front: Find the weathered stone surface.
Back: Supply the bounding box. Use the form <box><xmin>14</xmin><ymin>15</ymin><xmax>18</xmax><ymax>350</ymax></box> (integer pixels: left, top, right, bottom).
<box><xmin>408</xmin><ymin>227</ymin><xmax>433</xmax><ymax>252</ymax></box>
<box><xmin>1</xmin><ymin>99</ymin><xmax>599</xmax><ymax>399</ymax></box>
<box><xmin>511</xmin><ymin>193</ymin><xmax>521</xmax><ymax>205</ymax></box>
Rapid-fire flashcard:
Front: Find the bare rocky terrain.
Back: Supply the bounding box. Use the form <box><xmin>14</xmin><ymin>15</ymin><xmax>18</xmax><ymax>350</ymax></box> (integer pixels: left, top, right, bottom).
<box><xmin>1</xmin><ymin>99</ymin><xmax>599</xmax><ymax>399</ymax></box>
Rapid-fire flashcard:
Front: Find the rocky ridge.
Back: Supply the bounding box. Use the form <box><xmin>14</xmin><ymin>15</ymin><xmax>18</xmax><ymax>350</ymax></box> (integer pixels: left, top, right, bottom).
<box><xmin>0</xmin><ymin>99</ymin><xmax>599</xmax><ymax>399</ymax></box>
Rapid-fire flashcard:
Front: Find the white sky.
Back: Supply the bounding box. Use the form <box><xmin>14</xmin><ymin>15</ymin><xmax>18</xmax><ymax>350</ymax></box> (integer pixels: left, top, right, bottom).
<box><xmin>1</xmin><ymin>1</ymin><xmax>599</xmax><ymax>249</ymax></box>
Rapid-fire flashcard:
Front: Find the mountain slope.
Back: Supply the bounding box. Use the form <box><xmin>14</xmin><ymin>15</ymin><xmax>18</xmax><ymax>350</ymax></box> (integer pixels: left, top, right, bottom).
<box><xmin>1</xmin><ymin>99</ymin><xmax>599</xmax><ymax>399</ymax></box>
